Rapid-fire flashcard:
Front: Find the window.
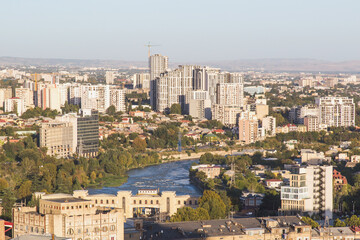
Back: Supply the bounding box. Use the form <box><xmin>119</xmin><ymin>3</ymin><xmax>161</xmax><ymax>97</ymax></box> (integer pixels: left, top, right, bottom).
<box><xmin>112</xmin><ymin>200</ymin><xmax>115</xmax><ymax>204</ymax></box>
<box><xmin>178</xmin><ymin>201</ymin><xmax>180</xmax><ymax>204</ymax></box>
<box><xmin>151</xmin><ymin>200</ymin><xmax>153</xmax><ymax>204</ymax></box>
<box><xmin>101</xmin><ymin>200</ymin><xmax>103</xmax><ymax>204</ymax></box>
<box><xmin>134</xmin><ymin>200</ymin><xmax>136</xmax><ymax>204</ymax></box>
<box><xmin>110</xmin><ymin>225</ymin><xmax>115</xmax><ymax>231</ymax></box>
<box><xmin>156</xmin><ymin>200</ymin><xmax>159</xmax><ymax>204</ymax></box>
<box><xmin>67</xmin><ymin>228</ymin><xmax>74</xmax><ymax>235</ymax></box>
<box><xmin>145</xmin><ymin>200</ymin><xmax>147</xmax><ymax>204</ymax></box>
<box><xmin>106</xmin><ymin>200</ymin><xmax>109</xmax><ymax>204</ymax></box>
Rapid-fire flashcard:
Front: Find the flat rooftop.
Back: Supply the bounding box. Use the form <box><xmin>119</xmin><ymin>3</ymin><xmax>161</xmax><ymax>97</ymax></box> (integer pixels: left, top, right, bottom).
<box><xmin>42</xmin><ymin>197</ymin><xmax>91</xmax><ymax>203</ymax></box>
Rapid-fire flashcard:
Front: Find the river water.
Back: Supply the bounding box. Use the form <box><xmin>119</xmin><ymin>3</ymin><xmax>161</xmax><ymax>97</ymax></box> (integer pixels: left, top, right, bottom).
<box><xmin>87</xmin><ymin>160</ymin><xmax>202</xmax><ymax>196</ymax></box>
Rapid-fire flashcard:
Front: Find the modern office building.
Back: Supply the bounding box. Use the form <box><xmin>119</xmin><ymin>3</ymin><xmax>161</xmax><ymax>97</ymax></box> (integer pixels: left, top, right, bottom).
<box><xmin>149</xmin><ymin>54</ymin><xmax>168</xmax><ymax>109</ymax></box>
<box><xmin>279</xmin><ymin>165</ymin><xmax>333</xmax><ymax>219</ymax></box>
<box><xmin>316</xmin><ymin>97</ymin><xmax>355</xmax><ymax>127</ymax></box>
<box><xmin>39</xmin><ymin>122</ymin><xmax>75</xmax><ymax>158</ymax></box>
<box><xmin>76</xmin><ymin>110</ymin><xmax>99</xmax><ymax>157</ymax></box>
<box><xmin>13</xmin><ymin>193</ymin><xmax>124</xmax><ymax>240</ymax></box>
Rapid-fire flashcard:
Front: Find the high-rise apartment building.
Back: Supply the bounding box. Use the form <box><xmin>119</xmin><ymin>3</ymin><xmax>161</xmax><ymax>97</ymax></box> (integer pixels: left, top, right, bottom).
<box><xmin>149</xmin><ymin>54</ymin><xmax>168</xmax><ymax>109</ymax></box>
<box><xmin>110</xmin><ymin>89</ymin><xmax>126</xmax><ymax>112</ymax></box>
<box><xmin>132</xmin><ymin>73</ymin><xmax>150</xmax><ymax>89</ymax></box>
<box><xmin>69</xmin><ymin>85</ymin><xmax>81</xmax><ymax>106</ymax></box>
<box><xmin>186</xmin><ymin>90</ymin><xmax>211</xmax><ymax>119</ymax></box>
<box><xmin>80</xmin><ymin>85</ymin><xmax>111</xmax><ymax>113</ymax></box>
<box><xmin>40</xmin><ymin>86</ymin><xmax>61</xmax><ymax>111</ymax></box>
<box><xmin>39</xmin><ymin>122</ymin><xmax>75</xmax><ymax>158</ymax></box>
<box><xmin>105</xmin><ymin>71</ymin><xmax>116</xmax><ymax>85</ymax></box>
<box><xmin>315</xmin><ymin>97</ymin><xmax>355</xmax><ymax>127</ymax></box>
<box><xmin>0</xmin><ymin>88</ymin><xmax>13</xmax><ymax>108</ymax></box>
<box><xmin>304</xmin><ymin>115</ymin><xmax>319</xmax><ymax>132</ymax></box>
<box><xmin>289</xmin><ymin>105</ymin><xmax>319</xmax><ymax>124</ymax></box>
<box><xmin>212</xmin><ymin>77</ymin><xmax>244</xmax><ymax>125</ymax></box>
<box><xmin>15</xmin><ymin>87</ymin><xmax>34</xmax><ymax>109</ymax></box>
<box><xmin>156</xmin><ymin>65</ymin><xmax>195</xmax><ymax>112</ymax></box>
<box><xmin>262</xmin><ymin>116</ymin><xmax>276</xmax><ymax>136</ymax></box>
<box><xmin>238</xmin><ymin>111</ymin><xmax>258</xmax><ymax>144</ymax></box>
<box><xmin>215</xmin><ymin>83</ymin><xmax>244</xmax><ymax>107</ymax></box>
<box><xmin>279</xmin><ymin>165</ymin><xmax>333</xmax><ymax>219</ymax></box>
<box><xmin>4</xmin><ymin>97</ymin><xmax>25</xmax><ymax>115</ymax></box>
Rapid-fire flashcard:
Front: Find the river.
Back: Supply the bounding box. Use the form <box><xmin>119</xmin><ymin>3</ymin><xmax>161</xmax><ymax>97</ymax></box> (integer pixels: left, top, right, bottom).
<box><xmin>87</xmin><ymin>159</ymin><xmax>202</xmax><ymax>196</ymax></box>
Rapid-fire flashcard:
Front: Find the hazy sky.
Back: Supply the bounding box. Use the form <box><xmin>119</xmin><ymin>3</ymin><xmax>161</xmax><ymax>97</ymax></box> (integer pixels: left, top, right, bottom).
<box><xmin>1</xmin><ymin>0</ymin><xmax>360</xmax><ymax>62</ymax></box>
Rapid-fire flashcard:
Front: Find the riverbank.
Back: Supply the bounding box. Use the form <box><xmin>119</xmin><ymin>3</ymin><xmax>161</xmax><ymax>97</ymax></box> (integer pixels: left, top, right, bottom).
<box><xmin>87</xmin><ymin>148</ymin><xmax>229</xmax><ymax>190</ymax></box>
<box><xmin>87</xmin><ymin>159</ymin><xmax>202</xmax><ymax>196</ymax></box>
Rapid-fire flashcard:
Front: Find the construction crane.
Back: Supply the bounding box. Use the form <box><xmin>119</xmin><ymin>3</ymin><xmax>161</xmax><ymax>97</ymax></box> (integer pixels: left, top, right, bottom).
<box><xmin>144</xmin><ymin>42</ymin><xmax>160</xmax><ymax>58</ymax></box>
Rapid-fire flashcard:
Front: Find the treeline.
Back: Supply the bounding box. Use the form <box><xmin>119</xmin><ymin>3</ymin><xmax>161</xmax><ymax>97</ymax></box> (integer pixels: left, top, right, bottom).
<box><xmin>21</xmin><ymin>107</ymin><xmax>59</xmax><ymax>119</ymax></box>
<box><xmin>0</xmin><ymin>131</ymin><xmax>164</xmax><ymax>220</ymax></box>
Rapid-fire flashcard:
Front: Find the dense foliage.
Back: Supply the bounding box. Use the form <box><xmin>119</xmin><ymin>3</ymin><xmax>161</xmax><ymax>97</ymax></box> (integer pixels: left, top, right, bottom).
<box><xmin>21</xmin><ymin>107</ymin><xmax>59</xmax><ymax>119</ymax></box>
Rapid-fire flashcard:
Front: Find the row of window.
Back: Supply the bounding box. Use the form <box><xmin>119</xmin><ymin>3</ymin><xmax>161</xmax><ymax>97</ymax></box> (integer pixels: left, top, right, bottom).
<box><xmin>67</xmin><ymin>225</ymin><xmax>116</xmax><ymax>235</ymax></box>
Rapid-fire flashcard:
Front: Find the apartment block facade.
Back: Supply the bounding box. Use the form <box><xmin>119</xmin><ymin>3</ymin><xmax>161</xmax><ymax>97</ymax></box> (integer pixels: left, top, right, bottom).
<box><xmin>316</xmin><ymin>97</ymin><xmax>355</xmax><ymax>127</ymax></box>
<box><xmin>279</xmin><ymin>165</ymin><xmax>333</xmax><ymax>219</ymax></box>
<box><xmin>39</xmin><ymin>122</ymin><xmax>75</xmax><ymax>158</ymax></box>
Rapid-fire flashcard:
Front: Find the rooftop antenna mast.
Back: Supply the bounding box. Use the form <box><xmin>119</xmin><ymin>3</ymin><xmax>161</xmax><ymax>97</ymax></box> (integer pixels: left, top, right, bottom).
<box><xmin>144</xmin><ymin>42</ymin><xmax>160</xmax><ymax>58</ymax></box>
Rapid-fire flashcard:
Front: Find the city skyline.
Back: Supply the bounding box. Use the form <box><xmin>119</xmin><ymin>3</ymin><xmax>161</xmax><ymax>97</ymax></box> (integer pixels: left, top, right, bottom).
<box><xmin>1</xmin><ymin>0</ymin><xmax>360</xmax><ymax>62</ymax></box>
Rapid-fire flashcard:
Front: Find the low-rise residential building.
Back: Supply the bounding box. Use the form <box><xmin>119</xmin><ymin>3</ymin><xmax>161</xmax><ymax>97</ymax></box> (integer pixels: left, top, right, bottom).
<box><xmin>333</xmin><ymin>169</ymin><xmax>348</xmax><ymax>191</ymax></box>
<box><xmin>191</xmin><ymin>164</ymin><xmax>221</xmax><ymax>179</ymax></box>
<box><xmin>144</xmin><ymin>216</ymin><xmax>312</xmax><ymax>240</ymax></box>
<box><xmin>264</xmin><ymin>179</ymin><xmax>283</xmax><ymax>189</ymax></box>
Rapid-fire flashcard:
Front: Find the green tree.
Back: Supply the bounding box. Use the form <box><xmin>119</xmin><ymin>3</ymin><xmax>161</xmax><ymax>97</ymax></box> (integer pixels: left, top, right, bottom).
<box><xmin>170</xmin><ymin>207</ymin><xmax>210</xmax><ymax>222</ymax></box>
<box><xmin>133</xmin><ymin>137</ymin><xmax>147</xmax><ymax>152</ymax></box>
<box><xmin>199</xmin><ymin>190</ymin><xmax>226</xmax><ymax>219</ymax></box>
<box><xmin>301</xmin><ymin>217</ymin><xmax>319</xmax><ymax>228</ymax></box>
<box><xmin>1</xmin><ymin>188</ymin><xmax>16</xmax><ymax>219</ymax></box>
<box><xmin>16</xmin><ymin>180</ymin><xmax>33</xmax><ymax>199</ymax></box>
<box><xmin>334</xmin><ymin>218</ymin><xmax>346</xmax><ymax>227</ymax></box>
<box><xmin>345</xmin><ymin>215</ymin><xmax>360</xmax><ymax>226</ymax></box>
<box><xmin>170</xmin><ymin>104</ymin><xmax>181</xmax><ymax>114</ymax></box>
<box><xmin>106</xmin><ymin>105</ymin><xmax>116</xmax><ymax>115</ymax></box>
<box><xmin>0</xmin><ymin>178</ymin><xmax>9</xmax><ymax>192</ymax></box>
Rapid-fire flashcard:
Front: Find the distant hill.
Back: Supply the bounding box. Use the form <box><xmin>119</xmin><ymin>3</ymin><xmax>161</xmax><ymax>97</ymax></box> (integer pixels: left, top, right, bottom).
<box><xmin>0</xmin><ymin>56</ymin><xmax>147</xmax><ymax>68</ymax></box>
<box><xmin>202</xmin><ymin>59</ymin><xmax>360</xmax><ymax>72</ymax></box>
<box><xmin>1</xmin><ymin>56</ymin><xmax>359</xmax><ymax>72</ymax></box>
